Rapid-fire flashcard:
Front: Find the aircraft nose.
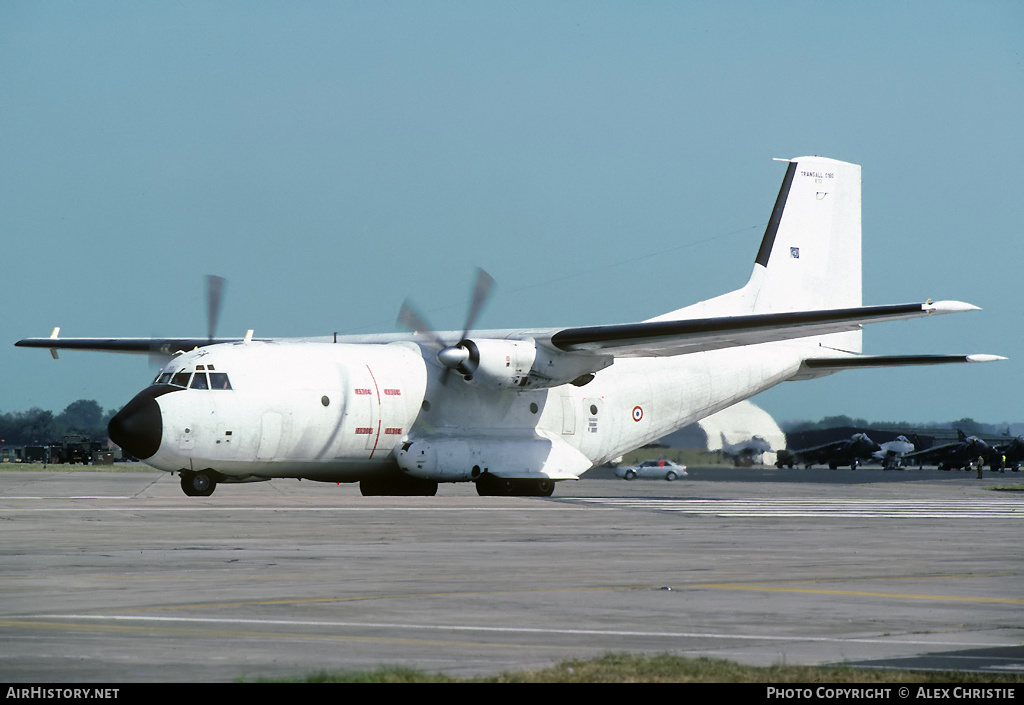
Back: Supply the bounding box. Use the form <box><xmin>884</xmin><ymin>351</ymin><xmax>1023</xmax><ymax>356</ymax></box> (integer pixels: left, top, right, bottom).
<box><xmin>108</xmin><ymin>386</ymin><xmax>178</xmax><ymax>460</ymax></box>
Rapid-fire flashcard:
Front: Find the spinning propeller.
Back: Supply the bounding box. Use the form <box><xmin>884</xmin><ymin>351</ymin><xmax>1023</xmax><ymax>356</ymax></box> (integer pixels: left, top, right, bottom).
<box><xmin>206</xmin><ymin>274</ymin><xmax>225</xmax><ymax>343</ymax></box>
<box><xmin>147</xmin><ymin>275</ymin><xmax>227</xmax><ymax>366</ymax></box>
<box><xmin>397</xmin><ymin>267</ymin><xmax>494</xmax><ymax>381</ymax></box>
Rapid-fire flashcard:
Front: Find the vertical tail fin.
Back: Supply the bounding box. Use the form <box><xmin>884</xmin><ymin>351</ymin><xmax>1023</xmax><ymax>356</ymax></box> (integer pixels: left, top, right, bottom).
<box><xmin>751</xmin><ymin>157</ymin><xmax>861</xmax><ymax>315</ymax></box>
<box><xmin>653</xmin><ymin>156</ymin><xmax>862</xmax><ymax>353</ymax></box>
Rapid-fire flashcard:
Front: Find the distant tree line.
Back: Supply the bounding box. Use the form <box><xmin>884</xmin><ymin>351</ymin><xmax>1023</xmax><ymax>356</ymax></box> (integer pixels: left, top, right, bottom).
<box><xmin>782</xmin><ymin>415</ymin><xmax>1016</xmax><ymax>437</ymax></box>
<box><xmin>0</xmin><ymin>400</ymin><xmax>116</xmax><ymax>446</ymax></box>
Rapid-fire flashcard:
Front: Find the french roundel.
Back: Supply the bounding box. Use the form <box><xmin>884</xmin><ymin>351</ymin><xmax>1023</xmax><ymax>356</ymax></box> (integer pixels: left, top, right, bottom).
<box><xmin>632</xmin><ymin>405</ymin><xmax>643</xmax><ymax>422</ymax></box>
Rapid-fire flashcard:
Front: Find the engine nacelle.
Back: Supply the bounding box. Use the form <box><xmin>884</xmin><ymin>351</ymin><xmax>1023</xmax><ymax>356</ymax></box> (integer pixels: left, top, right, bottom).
<box><xmin>457</xmin><ymin>338</ymin><xmax>536</xmax><ymax>388</ymax></box>
<box><xmin>449</xmin><ymin>337</ymin><xmax>613</xmax><ymax>390</ymax></box>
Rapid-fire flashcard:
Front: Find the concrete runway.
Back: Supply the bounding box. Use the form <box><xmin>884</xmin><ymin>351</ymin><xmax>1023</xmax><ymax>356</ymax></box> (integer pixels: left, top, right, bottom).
<box><xmin>1</xmin><ymin>467</ymin><xmax>1022</xmax><ymax>682</ymax></box>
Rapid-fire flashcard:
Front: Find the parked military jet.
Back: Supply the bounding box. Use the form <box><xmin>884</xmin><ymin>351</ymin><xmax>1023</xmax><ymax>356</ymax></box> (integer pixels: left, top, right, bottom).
<box><xmin>720</xmin><ymin>433</ymin><xmax>773</xmax><ymax>467</ymax></box>
<box><xmin>902</xmin><ymin>430</ymin><xmax>992</xmax><ymax>471</ymax></box>
<box><xmin>991</xmin><ymin>436</ymin><xmax>1024</xmax><ymax>472</ymax></box>
<box><xmin>872</xmin><ymin>435</ymin><xmax>916</xmax><ymax>470</ymax></box>
<box><xmin>775</xmin><ymin>432</ymin><xmax>881</xmax><ymax>470</ymax></box>
<box><xmin>17</xmin><ymin>157</ymin><xmax>1002</xmax><ymax>496</ymax></box>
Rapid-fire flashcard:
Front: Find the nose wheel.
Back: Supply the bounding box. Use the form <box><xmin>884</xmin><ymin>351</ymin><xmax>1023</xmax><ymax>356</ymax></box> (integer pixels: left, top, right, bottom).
<box><xmin>180</xmin><ymin>470</ymin><xmax>217</xmax><ymax>497</ymax></box>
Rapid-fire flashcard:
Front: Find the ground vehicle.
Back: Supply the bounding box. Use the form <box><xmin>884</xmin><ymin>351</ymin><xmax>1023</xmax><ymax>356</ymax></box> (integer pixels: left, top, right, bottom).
<box><xmin>615</xmin><ymin>459</ymin><xmax>687</xmax><ymax>481</ymax></box>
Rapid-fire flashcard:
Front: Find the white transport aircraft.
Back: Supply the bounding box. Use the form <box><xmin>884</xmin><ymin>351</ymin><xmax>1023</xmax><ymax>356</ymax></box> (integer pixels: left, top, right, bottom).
<box><xmin>18</xmin><ymin>157</ymin><xmax>1003</xmax><ymax>497</ymax></box>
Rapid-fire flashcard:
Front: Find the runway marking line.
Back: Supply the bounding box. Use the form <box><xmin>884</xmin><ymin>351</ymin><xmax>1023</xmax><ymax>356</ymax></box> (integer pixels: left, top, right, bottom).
<box><xmin>691</xmin><ymin>584</ymin><xmax>1024</xmax><ymax>604</ymax></box>
<box><xmin>0</xmin><ymin>618</ymin><xmax>540</xmax><ymax>651</ymax></box>
<box><xmin>20</xmin><ymin>570</ymin><xmax>1018</xmax><ymax>616</ymax></box>
<box><xmin>573</xmin><ymin>497</ymin><xmax>1024</xmax><ymax>519</ymax></box>
<box><xmin>0</xmin><ymin>504</ymin><xmax>605</xmax><ymax>512</ymax></box>
<box><xmin>5</xmin><ymin>615</ymin><xmax>1018</xmax><ymax>651</ymax></box>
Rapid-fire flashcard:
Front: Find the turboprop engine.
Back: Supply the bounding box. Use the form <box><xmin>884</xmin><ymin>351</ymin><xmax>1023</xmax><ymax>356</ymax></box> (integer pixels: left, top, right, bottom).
<box><xmin>437</xmin><ymin>337</ymin><xmax>613</xmax><ymax>390</ymax></box>
<box><xmin>397</xmin><ymin>267</ymin><xmax>611</xmax><ymax>390</ymax></box>
<box><xmin>437</xmin><ymin>338</ymin><xmax>535</xmax><ymax>388</ymax></box>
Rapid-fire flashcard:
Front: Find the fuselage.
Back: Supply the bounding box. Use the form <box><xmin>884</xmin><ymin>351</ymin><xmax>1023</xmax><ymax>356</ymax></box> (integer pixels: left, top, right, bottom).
<box><xmin>109</xmin><ymin>336</ymin><xmax>808</xmax><ymax>484</ymax></box>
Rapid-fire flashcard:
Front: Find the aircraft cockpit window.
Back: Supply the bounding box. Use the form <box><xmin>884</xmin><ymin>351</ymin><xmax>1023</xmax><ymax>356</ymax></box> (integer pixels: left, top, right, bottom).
<box><xmin>209</xmin><ymin>372</ymin><xmax>232</xmax><ymax>390</ymax></box>
<box><xmin>156</xmin><ymin>369</ymin><xmax>231</xmax><ymax>389</ymax></box>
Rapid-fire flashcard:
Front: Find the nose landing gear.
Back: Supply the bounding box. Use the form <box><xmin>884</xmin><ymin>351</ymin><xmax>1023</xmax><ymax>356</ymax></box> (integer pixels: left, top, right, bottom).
<box><xmin>180</xmin><ymin>470</ymin><xmax>217</xmax><ymax>497</ymax></box>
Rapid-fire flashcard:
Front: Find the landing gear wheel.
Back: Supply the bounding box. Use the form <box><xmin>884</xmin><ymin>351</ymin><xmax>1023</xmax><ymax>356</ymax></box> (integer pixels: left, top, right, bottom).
<box><xmin>180</xmin><ymin>470</ymin><xmax>216</xmax><ymax>497</ymax></box>
<box><xmin>476</xmin><ymin>475</ymin><xmax>555</xmax><ymax>497</ymax></box>
<box><xmin>359</xmin><ymin>476</ymin><xmax>438</xmax><ymax>496</ymax></box>
<box><xmin>535</xmin><ymin>479</ymin><xmax>555</xmax><ymax>497</ymax></box>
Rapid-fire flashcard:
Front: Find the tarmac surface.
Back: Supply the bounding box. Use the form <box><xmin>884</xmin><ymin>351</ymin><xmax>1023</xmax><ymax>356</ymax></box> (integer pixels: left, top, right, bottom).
<box><xmin>1</xmin><ymin>465</ymin><xmax>1022</xmax><ymax>682</ymax></box>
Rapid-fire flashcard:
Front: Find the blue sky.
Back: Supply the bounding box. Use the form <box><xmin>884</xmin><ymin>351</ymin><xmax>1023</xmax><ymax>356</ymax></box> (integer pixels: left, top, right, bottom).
<box><xmin>2</xmin><ymin>1</ymin><xmax>1021</xmax><ymax>425</ymax></box>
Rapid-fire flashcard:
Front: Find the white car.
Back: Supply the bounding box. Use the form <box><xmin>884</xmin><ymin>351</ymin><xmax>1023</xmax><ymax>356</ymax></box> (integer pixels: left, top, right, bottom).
<box><xmin>615</xmin><ymin>459</ymin><xmax>688</xmax><ymax>481</ymax></box>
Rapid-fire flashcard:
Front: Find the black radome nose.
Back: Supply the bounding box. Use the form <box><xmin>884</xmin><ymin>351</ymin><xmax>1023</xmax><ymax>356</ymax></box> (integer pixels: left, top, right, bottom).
<box><xmin>108</xmin><ymin>386</ymin><xmax>178</xmax><ymax>460</ymax></box>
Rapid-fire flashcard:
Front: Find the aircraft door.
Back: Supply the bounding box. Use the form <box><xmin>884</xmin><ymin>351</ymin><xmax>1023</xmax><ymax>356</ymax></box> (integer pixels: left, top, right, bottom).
<box><xmin>561</xmin><ymin>395</ymin><xmax>576</xmax><ymax>435</ymax></box>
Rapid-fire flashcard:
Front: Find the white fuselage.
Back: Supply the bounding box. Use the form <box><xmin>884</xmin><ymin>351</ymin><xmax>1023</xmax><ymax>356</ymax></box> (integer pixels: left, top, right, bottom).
<box><xmin>142</xmin><ymin>336</ymin><xmax>806</xmax><ymax>482</ymax></box>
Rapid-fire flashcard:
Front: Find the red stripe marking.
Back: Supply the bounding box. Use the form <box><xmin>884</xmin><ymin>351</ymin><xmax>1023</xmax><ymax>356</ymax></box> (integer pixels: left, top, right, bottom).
<box><xmin>366</xmin><ymin>365</ymin><xmax>381</xmax><ymax>458</ymax></box>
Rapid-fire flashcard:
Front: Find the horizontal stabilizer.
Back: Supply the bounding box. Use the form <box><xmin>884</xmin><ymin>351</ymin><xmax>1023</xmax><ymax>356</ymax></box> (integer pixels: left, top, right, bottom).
<box><xmin>795</xmin><ymin>353</ymin><xmax>1006</xmax><ymax>378</ymax></box>
<box><xmin>802</xmin><ymin>353</ymin><xmax>1006</xmax><ymax>370</ymax></box>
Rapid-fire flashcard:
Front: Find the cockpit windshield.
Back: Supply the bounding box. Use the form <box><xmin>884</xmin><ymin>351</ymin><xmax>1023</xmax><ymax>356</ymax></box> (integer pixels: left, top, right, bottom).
<box><xmin>154</xmin><ymin>364</ymin><xmax>232</xmax><ymax>390</ymax></box>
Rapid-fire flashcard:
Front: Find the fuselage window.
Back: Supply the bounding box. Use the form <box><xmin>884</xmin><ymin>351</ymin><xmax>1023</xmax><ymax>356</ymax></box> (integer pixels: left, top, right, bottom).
<box><xmin>190</xmin><ymin>372</ymin><xmax>210</xmax><ymax>390</ymax></box>
<box><xmin>209</xmin><ymin>372</ymin><xmax>232</xmax><ymax>390</ymax></box>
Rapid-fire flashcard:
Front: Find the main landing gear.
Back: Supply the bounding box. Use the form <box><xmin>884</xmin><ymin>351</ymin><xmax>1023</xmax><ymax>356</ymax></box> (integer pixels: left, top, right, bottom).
<box><xmin>359</xmin><ymin>475</ymin><xmax>438</xmax><ymax>496</ymax></box>
<box><xmin>475</xmin><ymin>474</ymin><xmax>555</xmax><ymax>497</ymax></box>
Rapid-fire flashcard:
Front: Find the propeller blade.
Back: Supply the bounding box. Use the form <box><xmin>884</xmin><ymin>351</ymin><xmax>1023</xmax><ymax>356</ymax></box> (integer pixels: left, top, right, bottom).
<box><xmin>397</xmin><ymin>299</ymin><xmax>449</xmax><ymax>348</ymax></box>
<box><xmin>396</xmin><ymin>267</ymin><xmax>496</xmax><ymax>384</ymax></box>
<box><xmin>461</xmin><ymin>267</ymin><xmax>494</xmax><ymax>339</ymax></box>
<box><xmin>206</xmin><ymin>275</ymin><xmax>226</xmax><ymax>343</ymax></box>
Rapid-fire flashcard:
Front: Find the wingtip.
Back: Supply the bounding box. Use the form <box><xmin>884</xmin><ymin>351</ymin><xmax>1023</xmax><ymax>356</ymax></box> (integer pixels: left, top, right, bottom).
<box><xmin>965</xmin><ymin>354</ymin><xmax>1008</xmax><ymax>363</ymax></box>
<box><xmin>924</xmin><ymin>300</ymin><xmax>981</xmax><ymax>314</ymax></box>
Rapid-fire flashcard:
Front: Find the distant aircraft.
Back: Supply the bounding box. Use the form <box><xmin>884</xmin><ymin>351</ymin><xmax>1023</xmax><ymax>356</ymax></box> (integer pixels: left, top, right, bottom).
<box><xmin>872</xmin><ymin>435</ymin><xmax>916</xmax><ymax>470</ymax></box>
<box><xmin>720</xmin><ymin>433</ymin><xmax>773</xmax><ymax>467</ymax></box>
<box><xmin>902</xmin><ymin>430</ymin><xmax>992</xmax><ymax>471</ymax></box>
<box><xmin>775</xmin><ymin>432</ymin><xmax>881</xmax><ymax>470</ymax></box>
<box><xmin>991</xmin><ymin>436</ymin><xmax>1024</xmax><ymax>472</ymax></box>
<box><xmin>17</xmin><ymin>157</ymin><xmax>1003</xmax><ymax>496</ymax></box>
